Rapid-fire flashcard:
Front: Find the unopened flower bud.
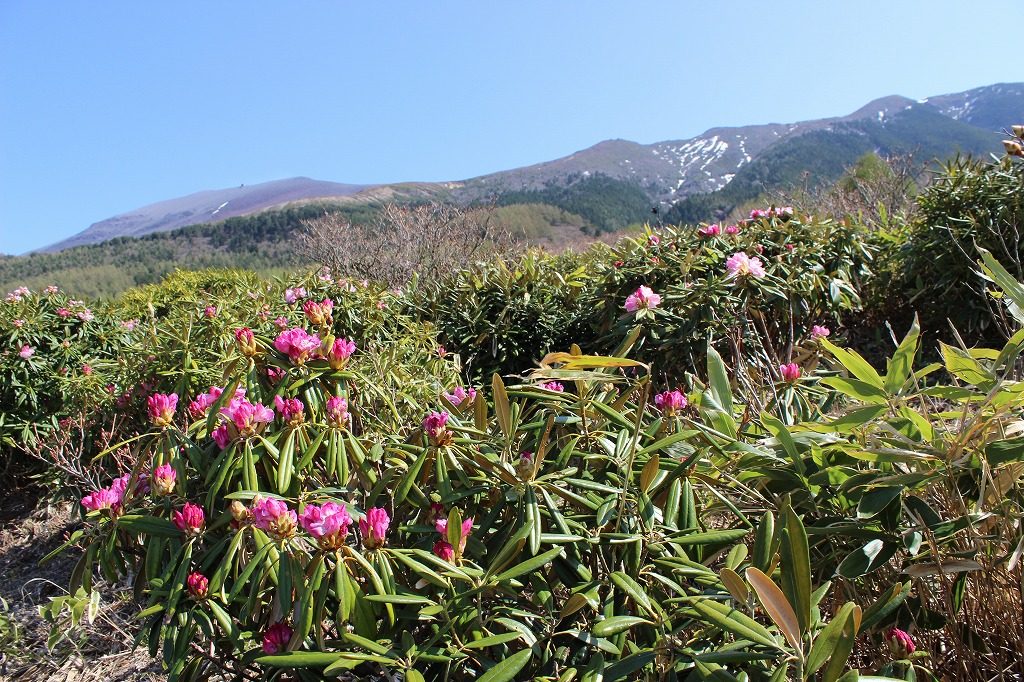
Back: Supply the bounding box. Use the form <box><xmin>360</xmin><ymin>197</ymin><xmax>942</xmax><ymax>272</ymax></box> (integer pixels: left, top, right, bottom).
<box><xmin>1004</xmin><ymin>139</ymin><xmax>1024</xmax><ymax>157</ymax></box>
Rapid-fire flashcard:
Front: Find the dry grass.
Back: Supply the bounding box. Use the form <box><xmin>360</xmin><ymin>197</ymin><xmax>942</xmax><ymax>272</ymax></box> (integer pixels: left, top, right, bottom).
<box><xmin>0</xmin><ymin>490</ymin><xmax>162</xmax><ymax>682</ymax></box>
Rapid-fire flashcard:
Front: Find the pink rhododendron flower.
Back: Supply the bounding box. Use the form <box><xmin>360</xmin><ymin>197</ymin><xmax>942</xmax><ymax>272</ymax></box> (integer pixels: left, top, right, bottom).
<box><xmin>18</xmin><ymin>344</ymin><xmax>33</xmax><ymax>359</ymax></box>
<box><xmin>274</xmin><ymin>395</ymin><xmax>305</xmax><ymax>426</ymax></box>
<box><xmin>436</xmin><ymin>345</ymin><xmax>447</xmax><ymax>357</ymax></box>
<box><xmin>81</xmin><ymin>474</ymin><xmax>131</xmax><ymax>515</ymax></box>
<box><xmin>221</xmin><ymin>397</ymin><xmax>275</xmax><ymax>437</ymax></box>
<box><xmin>724</xmin><ymin>224</ymin><xmax>740</xmax><ymax>235</ymax></box>
<box><xmin>811</xmin><ymin>325</ymin><xmax>831</xmax><ymax>339</ymax></box>
<box><xmin>302</xmin><ymin>298</ymin><xmax>334</xmax><ymax>326</ymax></box>
<box><xmin>152</xmin><ymin>463</ymin><xmax>177</xmax><ymax>496</ymax></box>
<box><xmin>613</xmin><ymin>260</ymin><xmax>624</xmax><ymax>268</ymax></box>
<box><xmin>698</xmin><ymin>224</ymin><xmax>721</xmax><ymax>237</ymax></box>
<box><xmin>187</xmin><ymin>572</ymin><xmax>208</xmax><ymax>600</ymax></box>
<box><xmin>654</xmin><ymin>390</ymin><xmax>688</xmax><ymax>416</ymax></box>
<box><xmin>360</xmin><ymin>507</ymin><xmax>390</xmax><ymax>549</ymax></box>
<box><xmin>327</xmin><ymin>338</ymin><xmax>356</xmax><ymax>370</ymax></box>
<box><xmin>147</xmin><ymin>393</ymin><xmax>178</xmax><ymax>428</ymax></box>
<box><xmin>81</xmin><ymin>363</ymin><xmax>93</xmax><ymax>376</ymax></box>
<box><xmin>120</xmin><ymin>319</ymin><xmax>138</xmax><ymax>331</ymax></box>
<box><xmin>235</xmin><ymin>327</ymin><xmax>257</xmax><ymax>356</ymax></box>
<box><xmin>274</xmin><ymin>327</ymin><xmax>322</xmax><ymax>365</ymax></box>
<box><xmin>885</xmin><ymin>627</ymin><xmax>915</xmax><ymax>658</ymax></box>
<box><xmin>262</xmin><ymin>622</ymin><xmax>293</xmax><ymax>654</ymax></box>
<box><xmin>56</xmin><ymin>307</ymin><xmax>72</xmax><ymax>318</ymax></box>
<box><xmin>188</xmin><ymin>385</ymin><xmax>245</xmax><ymax>419</ymax></box>
<box><xmin>44</xmin><ymin>285</ymin><xmax>59</xmax><ymax>295</ymax></box>
<box><xmin>725</xmin><ymin>252</ymin><xmax>767</xmax><ymax>279</ymax></box>
<box><xmin>749</xmin><ymin>209</ymin><xmax>768</xmax><ymax>219</ymax></box>
<box><xmin>779</xmin><ymin>363</ymin><xmax>801</xmax><ymax>382</ymax></box>
<box><xmin>77</xmin><ymin>309</ymin><xmax>94</xmax><ymax>322</ymax></box>
<box><xmin>442</xmin><ymin>386</ymin><xmax>477</xmax><ymax>408</ymax></box>
<box><xmin>432</xmin><ymin>540</ymin><xmax>455</xmax><ymax>561</ymax></box>
<box><xmin>266</xmin><ymin>366</ymin><xmax>286</xmax><ymax>382</ymax></box>
<box><xmin>252</xmin><ymin>496</ymin><xmax>298</xmax><ymax>540</ymax></box>
<box><xmin>435</xmin><ymin>516</ymin><xmax>473</xmax><ymax>553</ymax></box>
<box><xmin>300</xmin><ymin>501</ymin><xmax>351</xmax><ymax>549</ymax></box>
<box><xmin>212</xmin><ymin>423</ymin><xmax>231</xmax><ymax>449</ymax></box>
<box><xmin>173</xmin><ymin>502</ymin><xmax>205</xmax><ymax>536</ymax></box>
<box><xmin>542</xmin><ymin>381</ymin><xmax>565</xmax><ymax>392</ymax></box>
<box><xmin>325</xmin><ymin>396</ymin><xmax>349</xmax><ymax>428</ymax></box>
<box><xmin>785</xmin><ymin>243</ymin><xmax>795</xmax><ymax>252</ymax></box>
<box><xmin>204</xmin><ymin>306</ymin><xmax>217</xmax><ymax>318</ymax></box>
<box><xmin>273</xmin><ymin>316</ymin><xmax>289</xmax><ymax>330</ymax></box>
<box><xmin>624</xmin><ymin>285</ymin><xmax>662</xmax><ymax>313</ymax></box>
<box><xmin>515</xmin><ymin>451</ymin><xmax>534</xmax><ymax>479</ymax></box>
<box><xmin>284</xmin><ymin>287</ymin><xmax>306</xmax><ymax>304</ymax></box>
<box><xmin>423</xmin><ymin>411</ymin><xmax>451</xmax><ymax>446</ymax></box>
<box><xmin>648</xmin><ymin>234</ymin><xmax>660</xmax><ymax>246</ymax></box>
<box><xmin>12</xmin><ymin>319</ymin><xmax>24</xmax><ymax>328</ymax></box>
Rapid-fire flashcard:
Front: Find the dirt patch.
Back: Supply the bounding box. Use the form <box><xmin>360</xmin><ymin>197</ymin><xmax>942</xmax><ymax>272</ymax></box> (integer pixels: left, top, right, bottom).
<box><xmin>0</xmin><ymin>492</ymin><xmax>163</xmax><ymax>681</ymax></box>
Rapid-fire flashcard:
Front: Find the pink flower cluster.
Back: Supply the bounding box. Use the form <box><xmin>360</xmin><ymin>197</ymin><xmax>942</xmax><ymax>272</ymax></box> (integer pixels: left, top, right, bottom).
<box><xmin>327</xmin><ymin>338</ymin><xmax>356</xmax><ymax>370</ymax></box>
<box><xmin>173</xmin><ymin>502</ymin><xmax>205</xmax><ymax>536</ymax></box>
<box><xmin>152</xmin><ymin>463</ymin><xmax>177</xmax><ymax>496</ymax></box>
<box><xmin>725</xmin><ymin>252</ymin><xmax>767</xmax><ymax>279</ymax></box>
<box><xmin>360</xmin><ymin>507</ymin><xmax>390</xmax><ymax>549</ymax></box>
<box><xmin>423</xmin><ymin>411</ymin><xmax>451</xmax><ymax>446</ymax></box>
<box><xmin>262</xmin><ymin>622</ymin><xmax>293</xmax><ymax>654</ymax></box>
<box><xmin>216</xmin><ymin>396</ymin><xmax>275</xmax><ymax>444</ymax></box>
<box><xmin>252</xmin><ymin>496</ymin><xmax>298</xmax><ymax>541</ymax></box>
<box><xmin>811</xmin><ymin>325</ymin><xmax>830</xmax><ymax>339</ymax></box>
<box><xmin>235</xmin><ymin>327</ymin><xmax>258</xmax><ymax>356</ymax></box>
<box><xmin>187</xmin><ymin>571</ymin><xmax>209</xmax><ymax>600</ymax></box>
<box><xmin>433</xmin><ymin>512</ymin><xmax>473</xmax><ymax>562</ymax></box>
<box><xmin>147</xmin><ymin>393</ymin><xmax>178</xmax><ymax>428</ymax></box>
<box><xmin>274</xmin><ymin>395</ymin><xmax>305</xmax><ymax>426</ymax></box>
<box><xmin>779</xmin><ymin>363</ymin><xmax>801</xmax><ymax>382</ymax></box>
<box><xmin>698</xmin><ymin>224</ymin><xmax>721</xmax><ymax>238</ymax></box>
<box><xmin>542</xmin><ymin>381</ymin><xmax>565</xmax><ymax>392</ymax></box>
<box><xmin>442</xmin><ymin>386</ymin><xmax>477</xmax><ymax>408</ymax></box>
<box><xmin>325</xmin><ymin>396</ymin><xmax>349</xmax><ymax>428</ymax></box>
<box><xmin>188</xmin><ymin>386</ymin><xmax>246</xmax><ymax>419</ymax></box>
<box><xmin>300</xmin><ymin>501</ymin><xmax>351</xmax><ymax>549</ymax></box>
<box><xmin>81</xmin><ymin>473</ymin><xmax>132</xmax><ymax>514</ymax></box>
<box><xmin>654</xmin><ymin>389</ymin><xmax>687</xmax><ymax>416</ymax></box>
<box><xmin>302</xmin><ymin>298</ymin><xmax>334</xmax><ymax>326</ymax></box>
<box><xmin>625</xmin><ymin>285</ymin><xmax>662</xmax><ymax>313</ymax></box>
<box><xmin>274</xmin><ymin>327</ymin><xmax>322</xmax><ymax>365</ymax></box>
<box><xmin>284</xmin><ymin>287</ymin><xmax>306</xmax><ymax>304</ymax></box>
<box><xmin>749</xmin><ymin>206</ymin><xmax>793</xmax><ymax>220</ymax></box>
<box><xmin>5</xmin><ymin>286</ymin><xmax>30</xmax><ymax>303</ymax></box>
<box><xmin>19</xmin><ymin>344</ymin><xmax>33</xmax><ymax>360</ymax></box>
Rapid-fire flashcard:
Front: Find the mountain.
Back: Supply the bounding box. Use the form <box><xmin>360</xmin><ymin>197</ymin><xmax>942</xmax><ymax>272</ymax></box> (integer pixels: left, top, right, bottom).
<box><xmin>43</xmin><ymin>177</ymin><xmax>373</xmax><ymax>252</ymax></box>
<box><xmin>31</xmin><ymin>82</ymin><xmax>1024</xmax><ymax>254</ymax></box>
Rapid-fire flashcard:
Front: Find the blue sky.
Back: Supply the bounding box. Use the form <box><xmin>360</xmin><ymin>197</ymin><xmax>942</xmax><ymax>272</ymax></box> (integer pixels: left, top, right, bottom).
<box><xmin>1</xmin><ymin>1</ymin><xmax>1020</xmax><ymax>254</ymax></box>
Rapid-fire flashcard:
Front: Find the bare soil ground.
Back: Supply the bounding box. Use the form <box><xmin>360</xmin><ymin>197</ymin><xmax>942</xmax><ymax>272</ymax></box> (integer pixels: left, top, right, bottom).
<box><xmin>0</xmin><ymin>486</ymin><xmax>162</xmax><ymax>682</ymax></box>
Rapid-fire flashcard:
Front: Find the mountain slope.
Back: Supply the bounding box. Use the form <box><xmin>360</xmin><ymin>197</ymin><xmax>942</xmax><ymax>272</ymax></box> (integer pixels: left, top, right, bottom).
<box><xmin>44</xmin><ymin>177</ymin><xmax>373</xmax><ymax>252</ymax></box>
<box><xmin>31</xmin><ymin>81</ymin><xmax>1024</xmax><ymax>253</ymax></box>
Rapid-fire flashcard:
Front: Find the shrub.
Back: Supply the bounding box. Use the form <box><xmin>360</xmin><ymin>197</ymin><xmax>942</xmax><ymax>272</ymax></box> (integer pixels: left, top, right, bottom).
<box><xmin>895</xmin><ymin>139</ymin><xmax>1024</xmax><ymax>341</ymax></box>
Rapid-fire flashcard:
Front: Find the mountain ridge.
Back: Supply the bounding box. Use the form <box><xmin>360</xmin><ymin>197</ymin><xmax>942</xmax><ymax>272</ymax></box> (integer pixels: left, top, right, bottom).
<box><xmin>32</xmin><ymin>82</ymin><xmax>1024</xmax><ymax>253</ymax></box>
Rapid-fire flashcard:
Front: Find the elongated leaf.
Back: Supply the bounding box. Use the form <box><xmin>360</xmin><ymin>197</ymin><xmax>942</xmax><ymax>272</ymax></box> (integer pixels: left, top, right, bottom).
<box><xmin>492</xmin><ymin>374</ymin><xmax>512</xmax><ymax>438</ymax></box>
<box><xmin>493</xmin><ymin>546</ymin><xmax>563</xmax><ymax>582</ymax></box>
<box><xmin>745</xmin><ymin>568</ymin><xmax>801</xmax><ymax>653</ymax></box>
<box><xmin>780</xmin><ymin>508</ymin><xmax>811</xmax><ymax>634</ymax></box>
<box><xmin>591</xmin><ymin>615</ymin><xmax>651</xmax><ymax>637</ymax></box>
<box><xmin>686</xmin><ymin>596</ymin><xmax>783</xmax><ymax>650</ymax></box>
<box><xmin>806</xmin><ymin>602</ymin><xmax>857</xmax><ymax>675</ymax></box>
<box><xmin>820</xmin><ymin>338</ymin><xmax>884</xmax><ymax>389</ymax></box>
<box><xmin>884</xmin><ymin>316</ymin><xmax>920</xmax><ymax>394</ymax></box>
<box><xmin>477</xmin><ymin>648</ymin><xmax>532</xmax><ymax>682</ymax></box>
<box><xmin>707</xmin><ymin>345</ymin><xmax>734</xmax><ymax>419</ymax></box>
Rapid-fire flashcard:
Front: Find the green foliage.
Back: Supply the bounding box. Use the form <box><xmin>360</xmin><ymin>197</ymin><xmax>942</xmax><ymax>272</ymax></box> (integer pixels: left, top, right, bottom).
<box><xmin>495</xmin><ymin>173</ymin><xmax>653</xmax><ymax>233</ymax></box>
<box><xmin>894</xmin><ymin>153</ymin><xmax>1024</xmax><ymax>341</ymax></box>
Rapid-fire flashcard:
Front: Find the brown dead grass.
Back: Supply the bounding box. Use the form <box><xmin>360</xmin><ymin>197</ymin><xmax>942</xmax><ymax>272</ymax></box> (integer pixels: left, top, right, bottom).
<box><xmin>0</xmin><ymin>488</ymin><xmax>162</xmax><ymax>682</ymax></box>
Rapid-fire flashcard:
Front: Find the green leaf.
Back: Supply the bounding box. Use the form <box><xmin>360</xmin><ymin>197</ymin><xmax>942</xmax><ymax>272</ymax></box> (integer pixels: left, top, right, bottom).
<box><xmin>806</xmin><ymin>602</ymin><xmax>857</xmax><ymax>676</ymax></box>
<box><xmin>707</xmin><ymin>345</ymin><xmax>734</xmax><ymax>417</ymax></box>
<box><xmin>780</xmin><ymin>507</ymin><xmax>811</xmax><ymax>634</ymax></box>
<box><xmin>685</xmin><ymin>597</ymin><xmax>783</xmax><ymax>650</ymax></box>
<box><xmin>821</xmin><ymin>338</ymin><xmax>884</xmax><ymax>389</ymax></box>
<box><xmin>492</xmin><ymin>373</ymin><xmax>512</xmax><ymax>438</ymax></box>
<box><xmin>255</xmin><ymin>651</ymin><xmax>347</xmax><ymax>668</ymax></box>
<box><xmin>884</xmin><ymin>316</ymin><xmax>920</xmax><ymax>394</ymax></box>
<box><xmin>493</xmin><ymin>546</ymin><xmax>564</xmax><ymax>582</ymax></box>
<box><xmin>820</xmin><ymin>377</ymin><xmax>888</xmax><ymax>405</ymax></box>
<box><xmin>836</xmin><ymin>540</ymin><xmax>899</xmax><ymax>579</ymax></box>
<box><xmin>116</xmin><ymin>514</ymin><xmax>181</xmax><ymax>538</ymax></box>
<box><xmin>591</xmin><ymin>616</ymin><xmax>652</xmax><ymax>637</ymax></box>
<box><xmin>477</xmin><ymin>648</ymin><xmax>532</xmax><ymax>682</ymax></box>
